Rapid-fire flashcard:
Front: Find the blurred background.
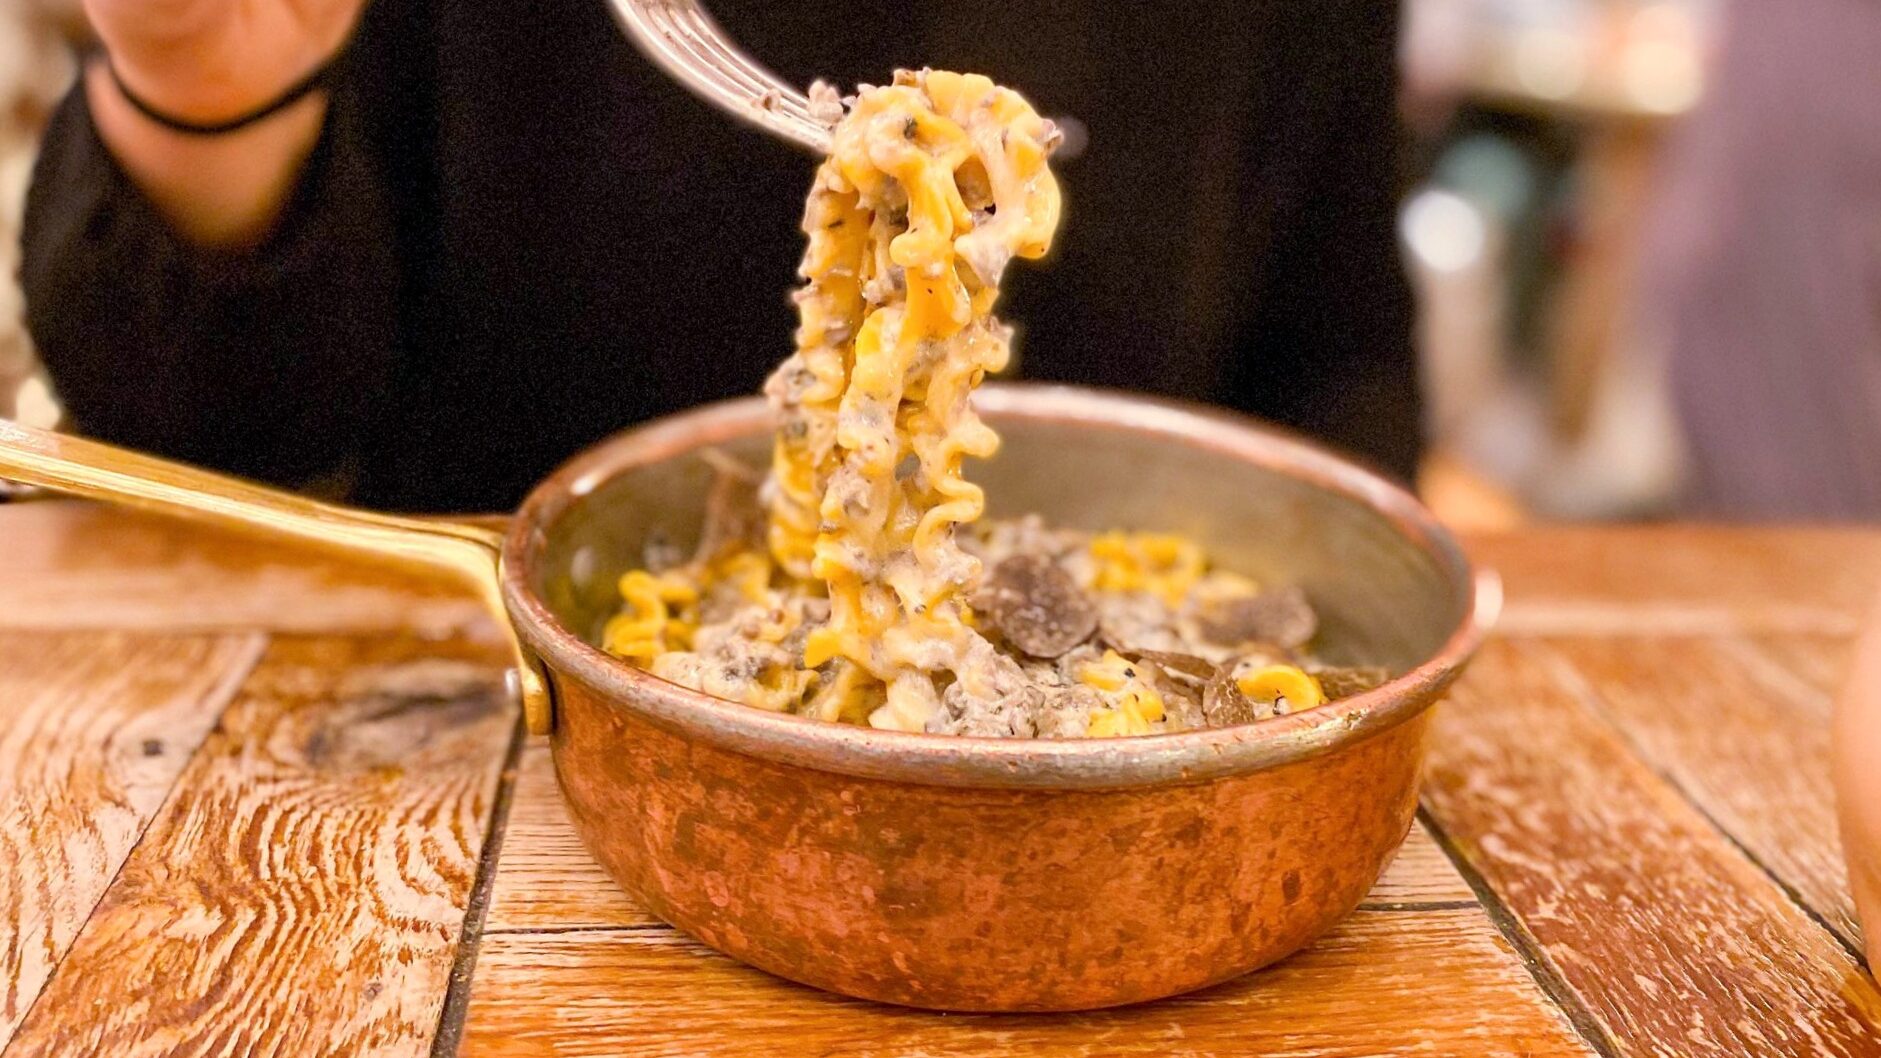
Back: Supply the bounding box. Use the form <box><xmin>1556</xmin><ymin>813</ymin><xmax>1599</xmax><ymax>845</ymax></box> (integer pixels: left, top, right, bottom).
<box><xmin>4</xmin><ymin>0</ymin><xmax>1872</xmax><ymax>525</ymax></box>
<box><xmin>1400</xmin><ymin>0</ymin><xmax>1716</xmax><ymax>527</ymax></box>
<box><xmin>0</xmin><ymin>0</ymin><xmax>77</xmax><ymax>438</ymax></box>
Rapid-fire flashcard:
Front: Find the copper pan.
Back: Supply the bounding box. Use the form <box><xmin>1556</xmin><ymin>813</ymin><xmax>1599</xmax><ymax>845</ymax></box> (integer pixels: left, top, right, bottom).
<box><xmin>0</xmin><ymin>385</ymin><xmax>1497</xmax><ymax>1011</ymax></box>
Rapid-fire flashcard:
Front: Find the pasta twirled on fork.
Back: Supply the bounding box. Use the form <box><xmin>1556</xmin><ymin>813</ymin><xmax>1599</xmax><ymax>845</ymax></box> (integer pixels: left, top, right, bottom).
<box><xmin>604</xmin><ymin>70</ymin><xmax>1370</xmax><ymax>738</ymax></box>
<box><xmin>768</xmin><ymin>70</ymin><xmax>1062</xmax><ymax>731</ymax></box>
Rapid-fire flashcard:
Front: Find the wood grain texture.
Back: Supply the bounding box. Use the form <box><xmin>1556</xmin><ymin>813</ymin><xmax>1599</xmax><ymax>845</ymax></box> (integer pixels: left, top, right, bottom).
<box><xmin>483</xmin><ymin>745</ymin><xmax>660</xmax><ymax>932</ymax></box>
<box><xmin>1424</xmin><ymin>638</ymin><xmax>1881</xmax><ymax>1058</ymax></box>
<box><xmin>481</xmin><ymin>745</ymin><xmax>1477</xmax><ymax>935</ymax></box>
<box><xmin>0</xmin><ymin>631</ymin><xmax>263</xmax><ymax>1048</ymax></box>
<box><xmin>1365</xmin><ymin>819</ymin><xmax>1478</xmax><ymax>907</ymax></box>
<box><xmin>8</xmin><ymin>509</ymin><xmax>1879</xmax><ymax>1057</ymax></box>
<box><xmin>458</xmin><ymin>909</ymin><xmax>1595</xmax><ymax>1058</ymax></box>
<box><xmin>1467</xmin><ymin>526</ymin><xmax>1881</xmax><ymax>635</ymax></box>
<box><xmin>1544</xmin><ymin>635</ymin><xmax>1863</xmax><ymax>952</ymax></box>
<box><xmin>3</xmin><ymin>636</ymin><xmax>517</xmax><ymax>1058</ymax></box>
<box><xmin>0</xmin><ymin>503</ymin><xmax>490</xmax><ymax>636</ymax></box>
<box><xmin>1754</xmin><ymin>634</ymin><xmax>1857</xmax><ymax>699</ymax></box>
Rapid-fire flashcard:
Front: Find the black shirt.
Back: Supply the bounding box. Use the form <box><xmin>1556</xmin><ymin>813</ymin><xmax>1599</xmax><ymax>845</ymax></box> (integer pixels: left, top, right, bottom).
<box><xmin>22</xmin><ymin>0</ymin><xmax>1418</xmax><ymax>512</ymax></box>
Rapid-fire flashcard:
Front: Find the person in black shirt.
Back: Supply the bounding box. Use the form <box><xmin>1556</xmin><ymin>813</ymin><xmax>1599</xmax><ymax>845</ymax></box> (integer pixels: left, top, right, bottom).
<box><xmin>22</xmin><ymin>0</ymin><xmax>1418</xmax><ymax>512</ymax></box>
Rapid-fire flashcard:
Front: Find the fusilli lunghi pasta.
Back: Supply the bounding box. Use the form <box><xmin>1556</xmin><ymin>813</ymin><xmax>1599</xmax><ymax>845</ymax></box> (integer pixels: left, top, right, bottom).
<box><xmin>767</xmin><ymin>70</ymin><xmax>1062</xmax><ymax>731</ymax></box>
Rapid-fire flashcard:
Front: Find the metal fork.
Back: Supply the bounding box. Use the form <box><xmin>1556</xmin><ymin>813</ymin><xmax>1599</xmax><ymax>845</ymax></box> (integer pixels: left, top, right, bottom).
<box><xmin>604</xmin><ymin>0</ymin><xmax>836</xmax><ymax>153</ymax></box>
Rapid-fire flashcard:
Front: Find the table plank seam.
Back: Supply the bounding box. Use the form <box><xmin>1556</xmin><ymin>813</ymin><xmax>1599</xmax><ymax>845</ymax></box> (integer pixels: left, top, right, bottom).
<box><xmin>1533</xmin><ymin>641</ymin><xmax>1873</xmax><ymax>973</ymax></box>
<box><xmin>1705</xmin><ymin>635</ymin><xmax>1867</xmax><ymax>967</ymax></box>
<box><xmin>1354</xmin><ymin>899</ymin><xmax>1482</xmax><ymax>912</ymax></box>
<box><xmin>1680</xmin><ymin>791</ymin><xmax>1872</xmax><ymax>975</ymax></box>
<box><xmin>482</xmin><ymin>922</ymin><xmax>678</xmax><ymax>937</ymax></box>
<box><xmin>1415</xmin><ymin>806</ymin><xmax>1626</xmax><ymax>1058</ymax></box>
<box><xmin>0</xmin><ymin>632</ymin><xmax>269</xmax><ymax>1058</ymax></box>
<box><xmin>428</xmin><ymin>710</ymin><xmax>529</xmax><ymax>1058</ymax></box>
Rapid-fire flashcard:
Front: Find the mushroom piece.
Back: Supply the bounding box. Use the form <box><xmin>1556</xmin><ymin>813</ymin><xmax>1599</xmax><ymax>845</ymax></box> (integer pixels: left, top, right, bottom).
<box><xmin>1109</xmin><ymin>646</ymin><xmax>1215</xmax><ymax>688</ymax></box>
<box><xmin>1196</xmin><ymin>585</ymin><xmax>1319</xmax><ymax>650</ymax></box>
<box><xmin>1202</xmin><ymin>670</ymin><xmax>1272</xmax><ymax>727</ymax></box>
<box><xmin>1104</xmin><ymin>647</ymin><xmax>1212</xmax><ymax>731</ymax></box>
<box><xmin>1311</xmin><ymin>665</ymin><xmax>1393</xmax><ymax>700</ymax></box>
<box><xmin>975</xmin><ymin>554</ymin><xmax>1099</xmax><ymax>659</ymax></box>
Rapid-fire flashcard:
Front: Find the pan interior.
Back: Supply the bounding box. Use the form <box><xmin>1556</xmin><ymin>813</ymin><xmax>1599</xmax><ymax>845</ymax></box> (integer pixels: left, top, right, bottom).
<box><xmin>528</xmin><ymin>406</ymin><xmax>1462</xmax><ymax>677</ymax></box>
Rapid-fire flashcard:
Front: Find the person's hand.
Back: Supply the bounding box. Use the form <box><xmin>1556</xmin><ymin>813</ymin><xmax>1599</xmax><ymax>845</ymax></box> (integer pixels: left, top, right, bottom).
<box><xmin>1834</xmin><ymin>589</ymin><xmax>1881</xmax><ymax>971</ymax></box>
<box><xmin>85</xmin><ymin>0</ymin><xmax>366</xmax><ymax>124</ymax></box>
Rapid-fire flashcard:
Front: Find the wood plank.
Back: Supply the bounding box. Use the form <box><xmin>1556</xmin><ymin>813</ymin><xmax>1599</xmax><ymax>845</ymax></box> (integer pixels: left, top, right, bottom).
<box><xmin>1422</xmin><ymin>638</ymin><xmax>1881</xmax><ymax>1058</ymax></box>
<box><xmin>3</xmin><ymin>636</ymin><xmax>517</xmax><ymax>1058</ymax></box>
<box><xmin>0</xmin><ymin>503</ymin><xmax>490</xmax><ymax>636</ymax></box>
<box><xmin>1544</xmin><ymin>635</ymin><xmax>1863</xmax><ymax>952</ymax></box>
<box><xmin>459</xmin><ymin>908</ymin><xmax>1594</xmax><ymax>1057</ymax></box>
<box><xmin>1466</xmin><ymin>526</ymin><xmax>1881</xmax><ymax>635</ymax></box>
<box><xmin>1366</xmin><ymin>820</ymin><xmax>1478</xmax><ymax>907</ymax></box>
<box><xmin>483</xmin><ymin>745</ymin><xmax>659</xmax><ymax>932</ymax></box>
<box><xmin>1753</xmin><ymin>634</ymin><xmax>1857</xmax><ymax>699</ymax></box>
<box><xmin>481</xmin><ymin>746</ymin><xmax>1478</xmax><ymax>935</ymax></box>
<box><xmin>0</xmin><ymin>631</ymin><xmax>263</xmax><ymax>1048</ymax></box>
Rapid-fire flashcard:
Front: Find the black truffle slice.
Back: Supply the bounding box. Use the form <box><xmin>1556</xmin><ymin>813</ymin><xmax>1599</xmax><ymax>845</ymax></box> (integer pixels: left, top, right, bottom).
<box><xmin>1312</xmin><ymin>665</ymin><xmax>1393</xmax><ymax>700</ymax></box>
<box><xmin>1196</xmin><ymin>585</ymin><xmax>1319</xmax><ymax>650</ymax></box>
<box><xmin>978</xmin><ymin>555</ymin><xmax>1099</xmax><ymax>659</ymax></box>
<box><xmin>1112</xmin><ymin>648</ymin><xmax>1213</xmax><ymax>729</ymax></box>
<box><xmin>1112</xmin><ymin>647</ymin><xmax>1215</xmax><ymax>688</ymax></box>
<box><xmin>1201</xmin><ymin>670</ymin><xmax>1271</xmax><ymax>727</ymax></box>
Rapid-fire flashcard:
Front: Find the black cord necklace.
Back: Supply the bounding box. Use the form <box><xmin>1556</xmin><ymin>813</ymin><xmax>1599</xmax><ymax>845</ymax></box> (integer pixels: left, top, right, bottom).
<box><xmin>102</xmin><ymin>51</ymin><xmax>340</xmax><ymax>136</ymax></box>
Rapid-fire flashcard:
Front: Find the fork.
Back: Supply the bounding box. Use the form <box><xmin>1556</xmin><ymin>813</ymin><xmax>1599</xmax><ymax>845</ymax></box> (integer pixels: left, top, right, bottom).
<box><xmin>604</xmin><ymin>0</ymin><xmax>836</xmax><ymax>153</ymax></box>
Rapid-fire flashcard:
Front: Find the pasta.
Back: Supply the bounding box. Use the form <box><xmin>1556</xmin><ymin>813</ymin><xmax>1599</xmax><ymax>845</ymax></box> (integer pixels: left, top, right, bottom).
<box><xmin>604</xmin><ymin>70</ymin><xmax>1384</xmax><ymax>737</ymax></box>
<box><xmin>1089</xmin><ymin>532</ymin><xmax>1208</xmax><ymax>607</ymax></box>
<box><xmin>768</xmin><ymin>69</ymin><xmax>1062</xmax><ymax>731</ymax></box>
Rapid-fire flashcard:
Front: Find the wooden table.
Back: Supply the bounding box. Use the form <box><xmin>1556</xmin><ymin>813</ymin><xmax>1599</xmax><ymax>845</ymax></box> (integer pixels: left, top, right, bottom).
<box><xmin>2</xmin><ymin>501</ymin><xmax>1878</xmax><ymax>1057</ymax></box>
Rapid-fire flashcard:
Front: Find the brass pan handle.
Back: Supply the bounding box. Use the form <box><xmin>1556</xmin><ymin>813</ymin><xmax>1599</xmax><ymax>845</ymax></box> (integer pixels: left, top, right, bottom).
<box><xmin>0</xmin><ymin>418</ymin><xmax>554</xmax><ymax>734</ymax></box>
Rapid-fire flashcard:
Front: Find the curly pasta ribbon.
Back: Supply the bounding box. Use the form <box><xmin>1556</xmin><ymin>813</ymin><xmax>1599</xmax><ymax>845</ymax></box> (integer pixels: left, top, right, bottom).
<box><xmin>766</xmin><ymin>70</ymin><xmax>1062</xmax><ymax>729</ymax></box>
